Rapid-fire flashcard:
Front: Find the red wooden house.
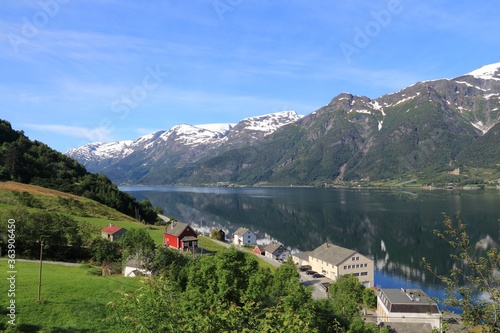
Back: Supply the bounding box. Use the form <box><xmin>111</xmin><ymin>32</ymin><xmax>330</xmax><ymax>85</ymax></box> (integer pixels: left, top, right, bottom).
<box><xmin>164</xmin><ymin>222</ymin><xmax>198</xmax><ymax>251</ymax></box>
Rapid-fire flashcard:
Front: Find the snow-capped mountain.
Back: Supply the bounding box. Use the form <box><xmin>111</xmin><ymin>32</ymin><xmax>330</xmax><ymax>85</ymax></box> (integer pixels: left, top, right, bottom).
<box><xmin>67</xmin><ymin>63</ymin><xmax>500</xmax><ymax>186</ymax></box>
<box><xmin>465</xmin><ymin>62</ymin><xmax>500</xmax><ymax>81</ymax></box>
<box><xmin>67</xmin><ymin>111</ymin><xmax>301</xmax><ymax>176</ymax></box>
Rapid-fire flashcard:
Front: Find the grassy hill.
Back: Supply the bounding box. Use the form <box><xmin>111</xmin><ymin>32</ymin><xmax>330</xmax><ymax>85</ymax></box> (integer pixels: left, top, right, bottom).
<box><xmin>0</xmin><ymin>119</ymin><xmax>160</xmax><ymax>223</ymax></box>
<box><xmin>0</xmin><ymin>181</ymin><xmax>168</xmax><ymax>249</ymax></box>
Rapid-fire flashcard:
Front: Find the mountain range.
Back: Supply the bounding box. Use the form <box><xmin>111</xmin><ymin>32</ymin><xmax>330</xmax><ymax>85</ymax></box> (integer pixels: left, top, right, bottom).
<box><xmin>67</xmin><ymin>63</ymin><xmax>500</xmax><ymax>186</ymax></box>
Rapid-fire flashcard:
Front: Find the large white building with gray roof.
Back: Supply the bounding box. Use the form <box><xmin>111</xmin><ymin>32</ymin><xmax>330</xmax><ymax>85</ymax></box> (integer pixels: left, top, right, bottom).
<box><xmin>292</xmin><ymin>242</ymin><xmax>374</xmax><ymax>287</ymax></box>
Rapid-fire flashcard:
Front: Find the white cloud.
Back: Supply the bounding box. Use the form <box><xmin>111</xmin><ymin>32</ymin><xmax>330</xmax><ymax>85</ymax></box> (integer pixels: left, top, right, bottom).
<box><xmin>23</xmin><ymin>123</ymin><xmax>115</xmax><ymax>143</ymax></box>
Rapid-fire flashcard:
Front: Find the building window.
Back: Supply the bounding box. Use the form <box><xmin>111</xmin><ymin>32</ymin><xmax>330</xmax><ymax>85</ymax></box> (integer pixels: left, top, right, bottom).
<box><xmin>353</xmin><ymin>273</ymin><xmax>359</xmax><ymax>276</ymax></box>
<box><xmin>344</xmin><ymin>266</ymin><xmax>347</xmax><ymax>270</ymax></box>
<box><xmin>361</xmin><ymin>272</ymin><xmax>368</xmax><ymax>276</ymax></box>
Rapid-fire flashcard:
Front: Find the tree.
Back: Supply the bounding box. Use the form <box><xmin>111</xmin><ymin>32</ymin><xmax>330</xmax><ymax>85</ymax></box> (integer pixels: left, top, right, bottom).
<box><xmin>270</xmin><ymin>261</ymin><xmax>311</xmax><ymax>310</ymax></box>
<box><xmin>423</xmin><ymin>213</ymin><xmax>500</xmax><ymax>332</ymax></box>
<box><xmin>329</xmin><ymin>274</ymin><xmax>365</xmax><ymax>320</ymax></box>
<box><xmin>362</xmin><ymin>287</ymin><xmax>377</xmax><ymax>309</ymax></box>
<box><xmin>310</xmin><ymin>298</ymin><xmax>347</xmax><ymax>333</ymax></box>
<box><xmin>90</xmin><ymin>238</ymin><xmax>122</xmax><ymax>265</ymax></box>
<box><xmin>110</xmin><ymin>247</ymin><xmax>323</xmax><ymax>332</ymax></box>
<box><xmin>118</xmin><ymin>228</ymin><xmax>156</xmax><ymax>265</ymax></box>
<box><xmin>0</xmin><ymin>208</ymin><xmax>91</xmax><ymax>261</ymax></box>
<box><xmin>151</xmin><ymin>246</ymin><xmax>188</xmax><ymax>278</ymax></box>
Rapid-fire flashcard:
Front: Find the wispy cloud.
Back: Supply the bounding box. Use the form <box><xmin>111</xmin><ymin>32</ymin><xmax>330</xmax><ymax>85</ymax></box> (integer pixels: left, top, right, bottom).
<box><xmin>24</xmin><ymin>123</ymin><xmax>115</xmax><ymax>143</ymax></box>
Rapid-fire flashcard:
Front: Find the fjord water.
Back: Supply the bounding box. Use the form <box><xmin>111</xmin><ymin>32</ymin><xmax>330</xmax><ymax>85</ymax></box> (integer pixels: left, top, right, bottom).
<box><xmin>123</xmin><ymin>186</ymin><xmax>499</xmax><ymax>299</ymax></box>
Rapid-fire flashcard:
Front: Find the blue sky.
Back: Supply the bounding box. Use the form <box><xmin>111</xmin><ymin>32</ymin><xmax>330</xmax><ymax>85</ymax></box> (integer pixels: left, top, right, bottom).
<box><xmin>1</xmin><ymin>0</ymin><xmax>499</xmax><ymax>152</ymax></box>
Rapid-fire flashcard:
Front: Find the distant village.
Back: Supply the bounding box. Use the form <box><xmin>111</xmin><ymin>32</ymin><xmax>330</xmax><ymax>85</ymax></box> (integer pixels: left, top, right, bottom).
<box><xmin>101</xmin><ymin>221</ymin><xmax>445</xmax><ymax>332</ymax></box>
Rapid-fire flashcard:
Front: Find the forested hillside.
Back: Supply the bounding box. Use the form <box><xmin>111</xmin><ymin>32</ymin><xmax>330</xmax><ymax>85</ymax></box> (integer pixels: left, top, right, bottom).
<box><xmin>0</xmin><ymin>119</ymin><xmax>160</xmax><ymax>223</ymax></box>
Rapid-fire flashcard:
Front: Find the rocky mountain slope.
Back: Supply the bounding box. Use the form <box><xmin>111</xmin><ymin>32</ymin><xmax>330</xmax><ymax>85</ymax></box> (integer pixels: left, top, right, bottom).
<box><xmin>67</xmin><ymin>111</ymin><xmax>301</xmax><ymax>184</ymax></box>
<box><xmin>67</xmin><ymin>63</ymin><xmax>500</xmax><ymax>186</ymax></box>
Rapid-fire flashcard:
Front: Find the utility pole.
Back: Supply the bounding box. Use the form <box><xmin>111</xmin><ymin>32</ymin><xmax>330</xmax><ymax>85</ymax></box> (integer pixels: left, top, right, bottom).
<box><xmin>37</xmin><ymin>239</ymin><xmax>44</xmax><ymax>304</ymax></box>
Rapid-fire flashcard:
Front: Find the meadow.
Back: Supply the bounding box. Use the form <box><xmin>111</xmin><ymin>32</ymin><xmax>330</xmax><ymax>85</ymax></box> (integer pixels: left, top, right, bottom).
<box><xmin>0</xmin><ymin>261</ymin><xmax>143</xmax><ymax>332</ymax></box>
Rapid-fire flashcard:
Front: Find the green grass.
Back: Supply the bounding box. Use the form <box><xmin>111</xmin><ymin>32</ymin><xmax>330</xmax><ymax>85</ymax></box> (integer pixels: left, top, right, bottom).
<box><xmin>72</xmin><ymin>216</ymin><xmax>166</xmax><ymax>245</ymax></box>
<box><xmin>0</xmin><ymin>260</ymin><xmax>143</xmax><ymax>332</ymax></box>
<box><xmin>197</xmin><ymin>236</ymin><xmax>228</xmax><ymax>252</ymax></box>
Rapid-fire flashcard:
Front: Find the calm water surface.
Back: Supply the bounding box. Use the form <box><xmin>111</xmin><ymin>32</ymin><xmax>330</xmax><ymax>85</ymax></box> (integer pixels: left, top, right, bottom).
<box><xmin>122</xmin><ymin>186</ymin><xmax>500</xmax><ymax>303</ymax></box>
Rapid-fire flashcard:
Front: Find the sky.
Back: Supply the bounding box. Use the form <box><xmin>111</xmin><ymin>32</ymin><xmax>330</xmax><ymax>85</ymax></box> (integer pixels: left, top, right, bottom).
<box><xmin>1</xmin><ymin>0</ymin><xmax>500</xmax><ymax>152</ymax></box>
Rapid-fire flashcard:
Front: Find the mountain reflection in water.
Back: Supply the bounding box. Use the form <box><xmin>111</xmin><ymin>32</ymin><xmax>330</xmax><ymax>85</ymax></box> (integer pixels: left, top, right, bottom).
<box><xmin>123</xmin><ymin>186</ymin><xmax>499</xmax><ymax>302</ymax></box>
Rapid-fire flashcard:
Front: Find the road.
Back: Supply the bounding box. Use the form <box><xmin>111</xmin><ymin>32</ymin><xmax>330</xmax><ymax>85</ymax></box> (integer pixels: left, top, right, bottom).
<box><xmin>0</xmin><ymin>258</ymin><xmax>81</xmax><ymax>266</ymax></box>
<box><xmin>299</xmin><ymin>271</ymin><xmax>329</xmax><ymax>299</ymax></box>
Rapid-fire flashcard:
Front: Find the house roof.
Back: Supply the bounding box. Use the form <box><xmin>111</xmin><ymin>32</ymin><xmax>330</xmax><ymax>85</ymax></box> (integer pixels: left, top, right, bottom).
<box><xmin>264</xmin><ymin>242</ymin><xmax>284</xmax><ymax>254</ymax></box>
<box><xmin>292</xmin><ymin>251</ymin><xmax>310</xmax><ymax>261</ymax></box>
<box><xmin>309</xmin><ymin>243</ymin><xmax>358</xmax><ymax>266</ymax></box>
<box><xmin>101</xmin><ymin>225</ymin><xmax>124</xmax><ymax>235</ymax></box>
<box><xmin>181</xmin><ymin>236</ymin><xmax>198</xmax><ymax>242</ymax></box>
<box><xmin>379</xmin><ymin>289</ymin><xmax>440</xmax><ymax>314</ymax></box>
<box><xmin>234</xmin><ymin>227</ymin><xmax>254</xmax><ymax>237</ymax></box>
<box><xmin>165</xmin><ymin>222</ymin><xmax>192</xmax><ymax>237</ymax></box>
<box><xmin>254</xmin><ymin>245</ymin><xmax>266</xmax><ymax>252</ymax></box>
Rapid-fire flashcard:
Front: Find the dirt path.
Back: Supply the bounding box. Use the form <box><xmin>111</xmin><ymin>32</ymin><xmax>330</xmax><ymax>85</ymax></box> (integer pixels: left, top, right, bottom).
<box><xmin>0</xmin><ymin>258</ymin><xmax>82</xmax><ymax>267</ymax></box>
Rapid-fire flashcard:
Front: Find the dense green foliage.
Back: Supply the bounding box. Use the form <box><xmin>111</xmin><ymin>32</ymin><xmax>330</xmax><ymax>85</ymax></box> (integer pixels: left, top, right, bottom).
<box><xmin>118</xmin><ymin>227</ymin><xmax>156</xmax><ymax>263</ymax></box>
<box><xmin>423</xmin><ymin>214</ymin><xmax>500</xmax><ymax>331</ymax></box>
<box><xmin>0</xmin><ymin>119</ymin><xmax>160</xmax><ymax>222</ymax></box>
<box><xmin>109</xmin><ymin>248</ymin><xmax>379</xmax><ymax>332</ymax></box>
<box><xmin>456</xmin><ymin>122</ymin><xmax>500</xmax><ymax>168</ymax></box>
<box><xmin>0</xmin><ymin>208</ymin><xmax>93</xmax><ymax>261</ymax></box>
<box><xmin>90</xmin><ymin>237</ymin><xmax>123</xmax><ymax>264</ymax></box>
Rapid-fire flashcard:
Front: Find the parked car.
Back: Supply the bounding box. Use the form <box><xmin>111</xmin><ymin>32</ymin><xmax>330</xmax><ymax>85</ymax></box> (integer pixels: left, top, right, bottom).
<box><xmin>312</xmin><ymin>273</ymin><xmax>324</xmax><ymax>278</ymax></box>
<box><xmin>305</xmin><ymin>270</ymin><xmax>317</xmax><ymax>275</ymax></box>
<box><xmin>299</xmin><ymin>265</ymin><xmax>312</xmax><ymax>271</ymax></box>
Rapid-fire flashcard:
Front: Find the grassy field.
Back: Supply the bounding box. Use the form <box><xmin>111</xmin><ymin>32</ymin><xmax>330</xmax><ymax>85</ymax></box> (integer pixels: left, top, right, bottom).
<box><xmin>0</xmin><ymin>260</ymin><xmax>143</xmax><ymax>332</ymax></box>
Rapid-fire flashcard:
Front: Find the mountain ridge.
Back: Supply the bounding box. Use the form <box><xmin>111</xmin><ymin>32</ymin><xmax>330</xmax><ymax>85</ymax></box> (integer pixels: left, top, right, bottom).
<box><xmin>67</xmin><ymin>63</ymin><xmax>500</xmax><ymax>186</ymax></box>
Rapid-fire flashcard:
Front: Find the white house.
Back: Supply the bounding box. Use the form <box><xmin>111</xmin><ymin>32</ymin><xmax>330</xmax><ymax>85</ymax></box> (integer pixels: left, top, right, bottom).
<box><xmin>123</xmin><ymin>258</ymin><xmax>151</xmax><ymax>278</ymax></box>
<box><xmin>377</xmin><ymin>288</ymin><xmax>442</xmax><ymax>332</ymax></box>
<box><xmin>264</xmin><ymin>242</ymin><xmax>289</xmax><ymax>261</ymax></box>
<box><xmin>233</xmin><ymin>227</ymin><xmax>257</xmax><ymax>246</ymax></box>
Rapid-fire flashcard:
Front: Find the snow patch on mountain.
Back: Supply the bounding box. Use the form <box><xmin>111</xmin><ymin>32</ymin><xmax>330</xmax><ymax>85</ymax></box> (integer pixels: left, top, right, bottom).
<box><xmin>169</xmin><ymin>124</ymin><xmax>230</xmax><ymax>146</ymax></box>
<box><xmin>466</xmin><ymin>63</ymin><xmax>500</xmax><ymax>81</ymax></box>
<box><xmin>471</xmin><ymin>120</ymin><xmax>493</xmax><ymax>134</ymax></box>
<box><xmin>194</xmin><ymin>123</ymin><xmax>234</xmax><ymax>137</ymax></box>
<box><xmin>67</xmin><ymin>140</ymin><xmax>134</xmax><ymax>161</ymax></box>
<box><xmin>239</xmin><ymin>111</ymin><xmax>300</xmax><ymax>135</ymax></box>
